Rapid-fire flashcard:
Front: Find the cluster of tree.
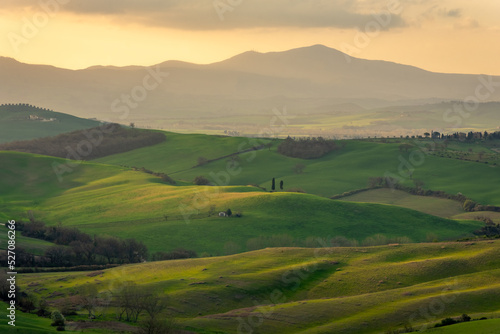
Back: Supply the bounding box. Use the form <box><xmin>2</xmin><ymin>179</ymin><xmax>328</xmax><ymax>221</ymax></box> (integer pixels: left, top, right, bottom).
<box><xmin>421</xmin><ymin>130</ymin><xmax>500</xmax><ymax>141</ymax></box>
<box><xmin>0</xmin><ymin>103</ymin><xmax>53</xmax><ymax>112</ymax></box>
<box><xmin>473</xmin><ymin>219</ymin><xmax>500</xmax><ymax>238</ymax></box>
<box><xmin>0</xmin><ymin>124</ymin><xmax>165</xmax><ymax>160</ymax></box>
<box><xmin>132</xmin><ymin>166</ymin><xmax>176</xmax><ymax>185</ymax></box>
<box><xmin>434</xmin><ymin>314</ymin><xmax>472</xmax><ymax>328</ymax></box>
<box><xmin>277</xmin><ymin>136</ymin><xmax>342</xmax><ymax>159</ymax></box>
<box><xmin>12</xmin><ymin>220</ymin><xmax>148</xmax><ymax>267</ymax></box>
<box><xmin>79</xmin><ymin>281</ymin><xmax>174</xmax><ymax>332</ymax></box>
<box><xmin>1</xmin><ymin>273</ymin><xmax>175</xmax><ymax>333</ymax></box>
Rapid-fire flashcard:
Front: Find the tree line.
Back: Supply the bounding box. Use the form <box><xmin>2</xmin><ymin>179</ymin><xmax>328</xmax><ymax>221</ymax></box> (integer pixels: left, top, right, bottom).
<box><xmin>277</xmin><ymin>136</ymin><xmax>343</xmax><ymax>159</ymax></box>
<box><xmin>9</xmin><ymin>220</ymin><xmax>148</xmax><ymax>267</ymax></box>
<box><xmin>0</xmin><ymin>124</ymin><xmax>165</xmax><ymax>160</ymax></box>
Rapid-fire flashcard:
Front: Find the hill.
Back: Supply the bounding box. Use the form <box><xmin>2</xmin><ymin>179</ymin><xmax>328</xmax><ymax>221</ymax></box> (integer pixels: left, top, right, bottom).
<box><xmin>2</xmin><ymin>46</ymin><xmax>500</xmax><ymax>135</ymax></box>
<box><xmin>0</xmin><ymin>151</ymin><xmax>482</xmax><ymax>255</ymax></box>
<box><xmin>0</xmin><ymin>103</ymin><xmax>101</xmax><ymax>144</ymax></box>
<box><xmin>95</xmin><ymin>132</ymin><xmax>500</xmax><ymax>206</ymax></box>
<box><xmin>14</xmin><ymin>240</ymin><xmax>500</xmax><ymax>333</ymax></box>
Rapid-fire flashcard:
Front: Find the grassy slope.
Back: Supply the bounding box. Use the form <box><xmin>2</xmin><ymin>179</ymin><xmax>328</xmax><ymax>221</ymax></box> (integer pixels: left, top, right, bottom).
<box><xmin>0</xmin><ymin>302</ymin><xmax>56</xmax><ymax>333</ymax></box>
<box><xmin>0</xmin><ymin>231</ymin><xmax>55</xmax><ymax>255</ymax></box>
<box><xmin>95</xmin><ymin>132</ymin><xmax>273</xmax><ymax>173</ymax></box>
<box><xmin>339</xmin><ymin>188</ymin><xmax>464</xmax><ymax>218</ymax></box>
<box><xmin>18</xmin><ymin>240</ymin><xmax>500</xmax><ymax>334</ymax></box>
<box><xmin>0</xmin><ymin>152</ymin><xmax>481</xmax><ymax>255</ymax></box>
<box><xmin>423</xmin><ymin>318</ymin><xmax>500</xmax><ymax>333</ymax></box>
<box><xmin>0</xmin><ymin>106</ymin><xmax>100</xmax><ymax>144</ymax></box>
<box><xmin>96</xmin><ymin>134</ymin><xmax>500</xmax><ymax>205</ymax></box>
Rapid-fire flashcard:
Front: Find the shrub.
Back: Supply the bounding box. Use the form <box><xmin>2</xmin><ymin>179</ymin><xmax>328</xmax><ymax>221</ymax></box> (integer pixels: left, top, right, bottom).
<box><xmin>463</xmin><ymin>199</ymin><xmax>477</xmax><ymax>212</ymax></box>
<box><xmin>51</xmin><ymin>311</ymin><xmax>66</xmax><ymax>327</ymax></box>
<box><xmin>194</xmin><ymin>176</ymin><xmax>210</xmax><ymax>185</ymax></box>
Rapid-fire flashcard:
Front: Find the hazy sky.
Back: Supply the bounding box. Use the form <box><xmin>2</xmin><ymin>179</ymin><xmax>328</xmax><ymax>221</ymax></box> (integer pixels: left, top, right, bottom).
<box><xmin>1</xmin><ymin>0</ymin><xmax>499</xmax><ymax>74</ymax></box>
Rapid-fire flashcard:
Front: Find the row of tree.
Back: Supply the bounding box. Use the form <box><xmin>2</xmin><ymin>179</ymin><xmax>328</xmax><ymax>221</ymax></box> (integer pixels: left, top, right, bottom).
<box><xmin>12</xmin><ymin>220</ymin><xmax>148</xmax><ymax>266</ymax></box>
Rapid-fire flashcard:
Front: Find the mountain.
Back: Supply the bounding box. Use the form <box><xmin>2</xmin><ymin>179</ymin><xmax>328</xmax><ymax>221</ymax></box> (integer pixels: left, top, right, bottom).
<box><xmin>1</xmin><ymin>46</ymin><xmax>499</xmax><ymax>129</ymax></box>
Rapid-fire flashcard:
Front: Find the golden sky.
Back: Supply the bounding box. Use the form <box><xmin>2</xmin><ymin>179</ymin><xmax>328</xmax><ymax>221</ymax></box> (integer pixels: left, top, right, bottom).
<box><xmin>1</xmin><ymin>0</ymin><xmax>499</xmax><ymax>74</ymax></box>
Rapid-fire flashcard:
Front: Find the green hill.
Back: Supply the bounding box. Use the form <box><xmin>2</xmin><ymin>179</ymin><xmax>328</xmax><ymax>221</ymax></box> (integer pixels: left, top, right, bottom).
<box><xmin>0</xmin><ymin>302</ymin><xmax>56</xmax><ymax>333</ymax></box>
<box><xmin>423</xmin><ymin>318</ymin><xmax>500</xmax><ymax>333</ymax></box>
<box><xmin>0</xmin><ymin>151</ymin><xmax>482</xmax><ymax>255</ymax></box>
<box><xmin>95</xmin><ymin>133</ymin><xmax>500</xmax><ymax>205</ymax></box>
<box><xmin>15</xmin><ymin>240</ymin><xmax>500</xmax><ymax>333</ymax></box>
<box><xmin>0</xmin><ymin>103</ymin><xmax>100</xmax><ymax>143</ymax></box>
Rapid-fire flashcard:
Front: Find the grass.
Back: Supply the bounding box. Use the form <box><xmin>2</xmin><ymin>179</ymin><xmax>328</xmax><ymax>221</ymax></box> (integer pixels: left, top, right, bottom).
<box><xmin>0</xmin><ymin>105</ymin><xmax>100</xmax><ymax>144</ymax></box>
<box><xmin>0</xmin><ymin>302</ymin><xmax>56</xmax><ymax>333</ymax></box>
<box><xmin>0</xmin><ymin>230</ymin><xmax>55</xmax><ymax>255</ymax></box>
<box><xmin>0</xmin><ymin>152</ymin><xmax>482</xmax><ymax>255</ymax></box>
<box><xmin>423</xmin><ymin>318</ymin><xmax>500</xmax><ymax>333</ymax></box>
<box><xmin>339</xmin><ymin>188</ymin><xmax>465</xmax><ymax>218</ymax></box>
<box><xmin>96</xmin><ymin>133</ymin><xmax>500</xmax><ymax>205</ymax></box>
<box><xmin>16</xmin><ymin>240</ymin><xmax>500</xmax><ymax>333</ymax></box>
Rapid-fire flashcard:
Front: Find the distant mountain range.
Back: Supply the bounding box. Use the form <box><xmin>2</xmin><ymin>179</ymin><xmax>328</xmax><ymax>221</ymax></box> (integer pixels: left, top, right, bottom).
<box><xmin>1</xmin><ymin>45</ymin><xmax>499</xmax><ymax>132</ymax></box>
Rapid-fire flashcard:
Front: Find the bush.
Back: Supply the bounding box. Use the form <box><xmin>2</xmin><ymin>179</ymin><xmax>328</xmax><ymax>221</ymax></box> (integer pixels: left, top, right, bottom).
<box><xmin>463</xmin><ymin>199</ymin><xmax>477</xmax><ymax>212</ymax></box>
<box><xmin>51</xmin><ymin>311</ymin><xmax>66</xmax><ymax>327</ymax></box>
<box><xmin>194</xmin><ymin>176</ymin><xmax>210</xmax><ymax>185</ymax></box>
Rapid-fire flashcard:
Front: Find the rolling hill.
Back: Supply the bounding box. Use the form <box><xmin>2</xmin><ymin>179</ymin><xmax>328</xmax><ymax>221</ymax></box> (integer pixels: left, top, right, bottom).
<box><xmin>0</xmin><ymin>103</ymin><xmax>101</xmax><ymax>144</ymax></box>
<box><xmin>95</xmin><ymin>131</ymin><xmax>500</xmax><ymax>206</ymax></box>
<box><xmin>0</xmin><ymin>151</ymin><xmax>483</xmax><ymax>255</ymax></box>
<box><xmin>14</xmin><ymin>240</ymin><xmax>500</xmax><ymax>333</ymax></box>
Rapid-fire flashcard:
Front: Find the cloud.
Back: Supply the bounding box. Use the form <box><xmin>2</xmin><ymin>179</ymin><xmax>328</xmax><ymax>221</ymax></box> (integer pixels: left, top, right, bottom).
<box><xmin>439</xmin><ymin>8</ymin><xmax>462</xmax><ymax>18</ymax></box>
<box><xmin>2</xmin><ymin>0</ymin><xmax>406</xmax><ymax>31</ymax></box>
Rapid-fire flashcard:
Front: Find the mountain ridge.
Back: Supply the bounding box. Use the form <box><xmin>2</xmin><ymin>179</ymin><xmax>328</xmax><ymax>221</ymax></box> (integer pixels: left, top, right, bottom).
<box><xmin>1</xmin><ymin>45</ymin><xmax>499</xmax><ymax>126</ymax></box>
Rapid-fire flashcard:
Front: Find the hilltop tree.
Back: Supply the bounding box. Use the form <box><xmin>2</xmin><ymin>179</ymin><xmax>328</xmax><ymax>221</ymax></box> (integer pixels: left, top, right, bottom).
<box><xmin>280</xmin><ymin>180</ymin><xmax>284</xmax><ymax>190</ymax></box>
<box><xmin>226</xmin><ymin>208</ymin><xmax>232</xmax><ymax>217</ymax></box>
<box><xmin>271</xmin><ymin>178</ymin><xmax>276</xmax><ymax>191</ymax></box>
<box><xmin>424</xmin><ymin>132</ymin><xmax>430</xmax><ymax>138</ymax></box>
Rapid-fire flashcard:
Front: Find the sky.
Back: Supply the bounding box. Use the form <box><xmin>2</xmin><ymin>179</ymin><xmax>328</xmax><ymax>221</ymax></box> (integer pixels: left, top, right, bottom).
<box><xmin>1</xmin><ymin>0</ymin><xmax>499</xmax><ymax>75</ymax></box>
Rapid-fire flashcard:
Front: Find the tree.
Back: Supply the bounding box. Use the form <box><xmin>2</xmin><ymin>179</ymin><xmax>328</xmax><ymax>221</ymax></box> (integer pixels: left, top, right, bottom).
<box><xmin>226</xmin><ymin>208</ymin><xmax>232</xmax><ymax>217</ymax></box>
<box><xmin>51</xmin><ymin>310</ymin><xmax>66</xmax><ymax>327</ymax></box>
<box><xmin>193</xmin><ymin>176</ymin><xmax>210</xmax><ymax>185</ymax></box>
<box><xmin>78</xmin><ymin>284</ymin><xmax>100</xmax><ymax>319</ymax></box>
<box><xmin>424</xmin><ymin>132</ymin><xmax>430</xmax><ymax>138</ymax></box>
<box><xmin>463</xmin><ymin>199</ymin><xmax>477</xmax><ymax>212</ymax></box>
<box><xmin>280</xmin><ymin>180</ymin><xmax>284</xmax><ymax>190</ymax></box>
<box><xmin>271</xmin><ymin>178</ymin><xmax>275</xmax><ymax>191</ymax></box>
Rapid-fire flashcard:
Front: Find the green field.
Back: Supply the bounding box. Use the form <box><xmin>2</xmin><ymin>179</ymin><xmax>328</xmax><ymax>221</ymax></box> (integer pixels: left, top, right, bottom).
<box><xmin>423</xmin><ymin>318</ymin><xmax>500</xmax><ymax>333</ymax></box>
<box><xmin>13</xmin><ymin>240</ymin><xmax>500</xmax><ymax>333</ymax></box>
<box><xmin>0</xmin><ymin>151</ymin><xmax>483</xmax><ymax>255</ymax></box>
<box><xmin>96</xmin><ymin>133</ymin><xmax>500</xmax><ymax>205</ymax></box>
<box><xmin>1</xmin><ymin>127</ymin><xmax>499</xmax><ymax>334</ymax></box>
<box><xmin>0</xmin><ymin>104</ymin><xmax>100</xmax><ymax>144</ymax></box>
<box><xmin>339</xmin><ymin>188</ymin><xmax>465</xmax><ymax>218</ymax></box>
<box><xmin>0</xmin><ymin>302</ymin><xmax>56</xmax><ymax>333</ymax></box>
